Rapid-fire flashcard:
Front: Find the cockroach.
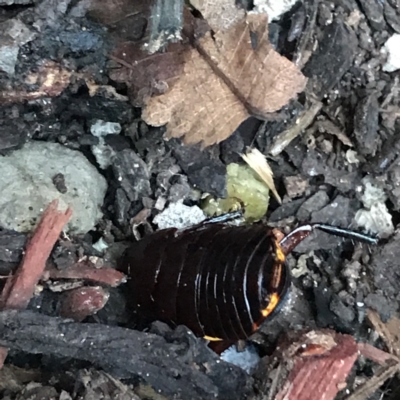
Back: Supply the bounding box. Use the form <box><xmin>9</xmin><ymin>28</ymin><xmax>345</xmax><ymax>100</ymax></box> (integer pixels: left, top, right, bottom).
<box><xmin>120</xmin><ymin>222</ymin><xmax>377</xmax><ymax>344</ymax></box>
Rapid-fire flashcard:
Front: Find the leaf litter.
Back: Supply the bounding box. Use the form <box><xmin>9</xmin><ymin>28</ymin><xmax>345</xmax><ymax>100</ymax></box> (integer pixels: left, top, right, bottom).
<box><xmin>110</xmin><ymin>1</ymin><xmax>307</xmax><ymax>147</ymax></box>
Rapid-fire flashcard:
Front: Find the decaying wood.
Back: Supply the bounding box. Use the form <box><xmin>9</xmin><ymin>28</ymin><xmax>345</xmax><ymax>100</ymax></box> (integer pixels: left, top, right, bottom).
<box><xmin>276</xmin><ymin>331</ymin><xmax>357</xmax><ymax>400</ymax></box>
<box><xmin>45</xmin><ymin>263</ymin><xmax>126</xmax><ymax>287</ymax></box>
<box><xmin>255</xmin><ymin>330</ymin><xmax>358</xmax><ymax>400</ymax></box>
<box><xmin>0</xmin><ymin>310</ymin><xmax>251</xmax><ymax>400</ymax></box>
<box><xmin>358</xmin><ymin>342</ymin><xmax>398</xmax><ymax>365</ymax></box>
<box><xmin>0</xmin><ymin>200</ymin><xmax>72</xmax><ymax>311</ymax></box>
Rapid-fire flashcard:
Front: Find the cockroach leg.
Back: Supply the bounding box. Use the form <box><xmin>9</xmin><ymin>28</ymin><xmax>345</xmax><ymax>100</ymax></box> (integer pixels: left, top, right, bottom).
<box><xmin>279</xmin><ymin>224</ymin><xmax>313</xmax><ymax>255</ymax></box>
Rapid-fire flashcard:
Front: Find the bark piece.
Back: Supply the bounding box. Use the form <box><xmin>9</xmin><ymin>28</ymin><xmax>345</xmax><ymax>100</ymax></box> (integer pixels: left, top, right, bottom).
<box><xmin>0</xmin><ymin>200</ymin><xmax>72</xmax><ymax>310</ymax></box>
<box><xmin>255</xmin><ymin>330</ymin><xmax>358</xmax><ymax>400</ymax></box>
<box><xmin>142</xmin><ymin>11</ymin><xmax>306</xmax><ymax>146</ymax></box>
<box><xmin>60</xmin><ymin>286</ymin><xmax>110</xmax><ymax>321</ymax></box>
<box><xmin>0</xmin><ymin>310</ymin><xmax>252</xmax><ymax>400</ymax></box>
<box><xmin>45</xmin><ymin>264</ymin><xmax>126</xmax><ymax>288</ymax></box>
<box><xmin>0</xmin><ymin>200</ymin><xmax>72</xmax><ymax>367</ymax></box>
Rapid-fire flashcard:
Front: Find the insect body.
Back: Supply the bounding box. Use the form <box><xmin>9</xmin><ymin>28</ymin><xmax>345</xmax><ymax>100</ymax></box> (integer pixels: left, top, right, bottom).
<box><xmin>121</xmin><ymin>223</ymin><xmax>377</xmax><ymax>342</ymax></box>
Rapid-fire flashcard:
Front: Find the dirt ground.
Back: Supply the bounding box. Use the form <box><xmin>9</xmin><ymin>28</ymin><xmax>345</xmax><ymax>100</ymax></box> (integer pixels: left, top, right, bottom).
<box><xmin>1</xmin><ymin>0</ymin><xmax>400</xmax><ymax>399</ymax></box>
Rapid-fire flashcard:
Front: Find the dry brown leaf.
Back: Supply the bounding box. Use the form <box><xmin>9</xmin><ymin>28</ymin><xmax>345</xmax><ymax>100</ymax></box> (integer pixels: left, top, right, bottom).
<box><xmin>143</xmin><ymin>48</ymin><xmax>249</xmax><ymax>146</ymax></box>
<box><xmin>109</xmin><ymin>42</ymin><xmax>186</xmax><ymax>107</ymax></box>
<box><xmin>142</xmin><ymin>11</ymin><xmax>307</xmax><ymax>146</ymax></box>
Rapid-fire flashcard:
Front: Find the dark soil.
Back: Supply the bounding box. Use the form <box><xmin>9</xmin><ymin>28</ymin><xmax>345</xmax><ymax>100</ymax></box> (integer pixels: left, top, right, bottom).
<box><xmin>1</xmin><ymin>0</ymin><xmax>400</xmax><ymax>399</ymax></box>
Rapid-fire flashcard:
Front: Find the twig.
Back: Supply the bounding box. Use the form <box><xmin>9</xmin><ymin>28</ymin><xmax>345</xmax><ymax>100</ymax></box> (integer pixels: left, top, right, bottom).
<box><xmin>269</xmin><ymin>100</ymin><xmax>322</xmax><ymax>156</ymax></box>
<box><xmin>0</xmin><ymin>200</ymin><xmax>72</xmax><ymax>366</ymax></box>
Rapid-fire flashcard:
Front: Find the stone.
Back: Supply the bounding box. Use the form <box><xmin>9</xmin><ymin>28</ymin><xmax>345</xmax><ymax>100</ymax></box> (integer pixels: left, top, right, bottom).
<box><xmin>0</xmin><ymin>141</ymin><xmax>107</xmax><ymax>234</ymax></box>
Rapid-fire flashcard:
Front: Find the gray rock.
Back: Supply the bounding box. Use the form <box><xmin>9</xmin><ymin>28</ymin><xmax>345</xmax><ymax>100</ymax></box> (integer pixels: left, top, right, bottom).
<box><xmin>111</xmin><ymin>149</ymin><xmax>151</xmax><ymax>202</ymax></box>
<box><xmin>0</xmin><ymin>0</ymin><xmax>33</xmax><ymax>4</ymax></box>
<box><xmin>295</xmin><ymin>195</ymin><xmax>358</xmax><ymax>252</ymax></box>
<box><xmin>303</xmin><ymin>20</ymin><xmax>357</xmax><ymax>99</ymax></box>
<box><xmin>296</xmin><ymin>191</ymin><xmax>329</xmax><ymax>222</ymax></box>
<box><xmin>0</xmin><ymin>19</ymin><xmax>36</xmax><ymax>75</ymax></box>
<box><xmin>90</xmin><ymin>120</ymin><xmax>122</xmax><ymax>169</ymax></box>
<box><xmin>153</xmin><ymin>203</ymin><xmax>206</xmax><ymax>230</ymax></box>
<box><xmin>353</xmin><ymin>93</ymin><xmax>380</xmax><ymax>157</ymax></box>
<box><xmin>0</xmin><ymin>141</ymin><xmax>107</xmax><ymax>234</ymax></box>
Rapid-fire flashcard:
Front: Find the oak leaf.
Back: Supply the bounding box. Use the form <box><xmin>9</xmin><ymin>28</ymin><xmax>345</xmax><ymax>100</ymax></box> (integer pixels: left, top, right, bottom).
<box><xmin>142</xmin><ymin>11</ymin><xmax>306</xmax><ymax>146</ymax></box>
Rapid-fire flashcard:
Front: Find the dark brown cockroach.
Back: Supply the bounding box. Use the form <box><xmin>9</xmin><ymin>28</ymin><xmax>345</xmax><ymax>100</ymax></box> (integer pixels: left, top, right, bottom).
<box><xmin>120</xmin><ymin>222</ymin><xmax>377</xmax><ymax>343</ymax></box>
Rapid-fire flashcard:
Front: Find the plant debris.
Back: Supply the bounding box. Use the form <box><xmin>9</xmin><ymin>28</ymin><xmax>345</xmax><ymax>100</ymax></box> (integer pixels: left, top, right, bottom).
<box><xmin>202</xmin><ymin>162</ymin><xmax>270</xmax><ymax>222</ymax></box>
<box><xmin>111</xmin><ymin>4</ymin><xmax>306</xmax><ymax>146</ymax></box>
<box><xmin>0</xmin><ymin>200</ymin><xmax>72</xmax><ymax>367</ymax></box>
<box><xmin>242</xmin><ymin>147</ymin><xmax>281</xmax><ymax>203</ymax></box>
<box><xmin>254</xmin><ymin>330</ymin><xmax>359</xmax><ymax>400</ymax></box>
<box><xmin>2</xmin><ymin>0</ymin><xmax>400</xmax><ymax>398</ymax></box>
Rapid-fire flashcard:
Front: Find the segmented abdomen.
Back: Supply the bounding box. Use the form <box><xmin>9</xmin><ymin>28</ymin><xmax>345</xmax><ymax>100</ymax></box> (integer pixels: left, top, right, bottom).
<box><xmin>122</xmin><ymin>224</ymin><xmax>289</xmax><ymax>341</ymax></box>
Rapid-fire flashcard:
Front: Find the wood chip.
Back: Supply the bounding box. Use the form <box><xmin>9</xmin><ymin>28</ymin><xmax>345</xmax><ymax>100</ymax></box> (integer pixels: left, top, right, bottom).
<box><xmin>265</xmin><ymin>330</ymin><xmax>359</xmax><ymax>400</ymax></box>
<box><xmin>0</xmin><ymin>200</ymin><xmax>72</xmax><ymax>310</ymax></box>
<box><xmin>0</xmin><ymin>200</ymin><xmax>72</xmax><ymax>367</ymax></box>
<box><xmin>45</xmin><ymin>263</ymin><xmax>126</xmax><ymax>288</ymax></box>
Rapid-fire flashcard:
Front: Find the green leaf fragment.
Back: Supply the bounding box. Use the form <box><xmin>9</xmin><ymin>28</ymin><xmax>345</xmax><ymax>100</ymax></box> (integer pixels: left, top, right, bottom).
<box><xmin>202</xmin><ymin>163</ymin><xmax>270</xmax><ymax>222</ymax></box>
